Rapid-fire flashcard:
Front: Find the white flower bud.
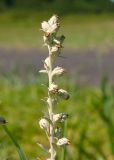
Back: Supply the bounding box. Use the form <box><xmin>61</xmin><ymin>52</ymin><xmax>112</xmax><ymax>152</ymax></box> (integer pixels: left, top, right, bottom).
<box><xmin>57</xmin><ymin>137</ymin><xmax>70</xmax><ymax>146</ymax></box>
<box><xmin>53</xmin><ymin>114</ymin><xmax>62</xmax><ymax>122</ymax></box>
<box><xmin>49</xmin><ymin>83</ymin><xmax>59</xmax><ymax>93</ymax></box>
<box><xmin>52</xmin><ymin>67</ymin><xmax>65</xmax><ymax>76</ymax></box>
<box><xmin>48</xmin><ymin>15</ymin><xmax>59</xmax><ymax>26</ymax></box>
<box><xmin>58</xmin><ymin>89</ymin><xmax>70</xmax><ymax>100</ymax></box>
<box><xmin>39</xmin><ymin>118</ymin><xmax>49</xmax><ymax>131</ymax></box>
<box><xmin>41</xmin><ymin>15</ymin><xmax>59</xmax><ymax>35</ymax></box>
<box><xmin>49</xmin><ymin>23</ymin><xmax>58</xmax><ymax>34</ymax></box>
<box><xmin>41</xmin><ymin>21</ymin><xmax>50</xmax><ymax>33</ymax></box>
<box><xmin>53</xmin><ymin>113</ymin><xmax>68</xmax><ymax>123</ymax></box>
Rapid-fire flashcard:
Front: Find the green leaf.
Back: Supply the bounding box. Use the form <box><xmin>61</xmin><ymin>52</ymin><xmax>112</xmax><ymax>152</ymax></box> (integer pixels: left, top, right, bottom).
<box><xmin>2</xmin><ymin>125</ymin><xmax>28</xmax><ymax>160</ymax></box>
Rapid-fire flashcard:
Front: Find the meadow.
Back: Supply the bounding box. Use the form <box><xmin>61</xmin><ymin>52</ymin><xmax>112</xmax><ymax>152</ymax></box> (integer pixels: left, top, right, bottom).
<box><xmin>0</xmin><ymin>73</ymin><xmax>114</xmax><ymax>160</ymax></box>
<box><xmin>0</xmin><ymin>10</ymin><xmax>114</xmax><ymax>50</ymax></box>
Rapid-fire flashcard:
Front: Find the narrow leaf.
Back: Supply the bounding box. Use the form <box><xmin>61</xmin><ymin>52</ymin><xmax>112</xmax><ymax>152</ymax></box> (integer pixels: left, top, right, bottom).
<box><xmin>37</xmin><ymin>142</ymin><xmax>49</xmax><ymax>153</ymax></box>
<box><xmin>2</xmin><ymin>125</ymin><xmax>28</xmax><ymax>160</ymax></box>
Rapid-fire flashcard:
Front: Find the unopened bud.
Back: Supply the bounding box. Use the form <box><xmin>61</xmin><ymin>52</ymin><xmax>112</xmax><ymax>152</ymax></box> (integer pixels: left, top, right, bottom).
<box><xmin>48</xmin><ymin>15</ymin><xmax>59</xmax><ymax>26</ymax></box>
<box><xmin>53</xmin><ymin>113</ymin><xmax>68</xmax><ymax>123</ymax></box>
<box><xmin>58</xmin><ymin>89</ymin><xmax>70</xmax><ymax>100</ymax></box>
<box><xmin>53</xmin><ymin>114</ymin><xmax>62</xmax><ymax>122</ymax></box>
<box><xmin>49</xmin><ymin>83</ymin><xmax>59</xmax><ymax>93</ymax></box>
<box><xmin>52</xmin><ymin>67</ymin><xmax>65</xmax><ymax>76</ymax></box>
<box><xmin>41</xmin><ymin>21</ymin><xmax>50</xmax><ymax>33</ymax></box>
<box><xmin>39</xmin><ymin>118</ymin><xmax>49</xmax><ymax>131</ymax></box>
<box><xmin>41</xmin><ymin>15</ymin><xmax>59</xmax><ymax>35</ymax></box>
<box><xmin>57</xmin><ymin>137</ymin><xmax>70</xmax><ymax>146</ymax></box>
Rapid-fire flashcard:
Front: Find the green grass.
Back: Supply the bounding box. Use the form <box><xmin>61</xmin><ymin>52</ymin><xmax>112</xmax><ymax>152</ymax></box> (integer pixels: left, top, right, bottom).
<box><xmin>0</xmin><ymin>74</ymin><xmax>114</xmax><ymax>160</ymax></box>
<box><xmin>0</xmin><ymin>10</ymin><xmax>114</xmax><ymax>50</ymax></box>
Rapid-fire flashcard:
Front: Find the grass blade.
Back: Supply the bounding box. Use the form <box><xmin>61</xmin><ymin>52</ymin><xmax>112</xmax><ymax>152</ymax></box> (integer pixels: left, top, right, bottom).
<box><xmin>61</xmin><ymin>120</ymin><xmax>68</xmax><ymax>160</ymax></box>
<box><xmin>2</xmin><ymin>125</ymin><xmax>28</xmax><ymax>160</ymax></box>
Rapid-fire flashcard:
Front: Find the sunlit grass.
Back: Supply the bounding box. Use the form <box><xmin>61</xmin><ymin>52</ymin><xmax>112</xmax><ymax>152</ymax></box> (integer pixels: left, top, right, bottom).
<box><xmin>0</xmin><ymin>10</ymin><xmax>114</xmax><ymax>50</ymax></box>
<box><xmin>0</xmin><ymin>74</ymin><xmax>114</xmax><ymax>159</ymax></box>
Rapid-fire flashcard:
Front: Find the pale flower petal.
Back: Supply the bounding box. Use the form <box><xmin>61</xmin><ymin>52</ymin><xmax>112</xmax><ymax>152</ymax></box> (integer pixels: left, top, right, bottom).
<box><xmin>48</xmin><ymin>15</ymin><xmax>59</xmax><ymax>26</ymax></box>
<box><xmin>41</xmin><ymin>21</ymin><xmax>50</xmax><ymax>32</ymax></box>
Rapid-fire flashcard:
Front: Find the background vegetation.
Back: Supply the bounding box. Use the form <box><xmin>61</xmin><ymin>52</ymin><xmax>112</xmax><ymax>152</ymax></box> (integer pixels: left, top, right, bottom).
<box><xmin>0</xmin><ymin>0</ymin><xmax>114</xmax><ymax>159</ymax></box>
<box><xmin>1</xmin><ymin>74</ymin><xmax>114</xmax><ymax>160</ymax></box>
<box><xmin>0</xmin><ymin>11</ymin><xmax>114</xmax><ymax>50</ymax></box>
<box><xmin>1</xmin><ymin>0</ymin><xmax>114</xmax><ymax>13</ymax></box>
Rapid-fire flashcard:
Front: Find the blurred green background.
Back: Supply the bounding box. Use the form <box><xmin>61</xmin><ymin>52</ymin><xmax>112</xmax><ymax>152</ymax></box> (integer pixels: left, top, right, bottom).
<box><xmin>0</xmin><ymin>0</ymin><xmax>114</xmax><ymax>49</ymax></box>
<box><xmin>0</xmin><ymin>0</ymin><xmax>114</xmax><ymax>160</ymax></box>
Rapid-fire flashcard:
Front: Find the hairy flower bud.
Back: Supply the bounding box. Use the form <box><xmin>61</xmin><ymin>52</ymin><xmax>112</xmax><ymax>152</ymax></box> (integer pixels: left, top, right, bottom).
<box><xmin>41</xmin><ymin>21</ymin><xmax>50</xmax><ymax>33</ymax></box>
<box><xmin>58</xmin><ymin>89</ymin><xmax>70</xmax><ymax>100</ymax></box>
<box><xmin>49</xmin><ymin>83</ymin><xmax>59</xmax><ymax>93</ymax></box>
<box><xmin>48</xmin><ymin>15</ymin><xmax>59</xmax><ymax>26</ymax></box>
<box><xmin>53</xmin><ymin>113</ymin><xmax>68</xmax><ymax>123</ymax></box>
<box><xmin>52</xmin><ymin>67</ymin><xmax>65</xmax><ymax>76</ymax></box>
<box><xmin>39</xmin><ymin>118</ymin><xmax>49</xmax><ymax>131</ymax></box>
<box><xmin>57</xmin><ymin>137</ymin><xmax>70</xmax><ymax>146</ymax></box>
<box><xmin>41</xmin><ymin>15</ymin><xmax>59</xmax><ymax>35</ymax></box>
<box><xmin>53</xmin><ymin>114</ymin><xmax>62</xmax><ymax>122</ymax></box>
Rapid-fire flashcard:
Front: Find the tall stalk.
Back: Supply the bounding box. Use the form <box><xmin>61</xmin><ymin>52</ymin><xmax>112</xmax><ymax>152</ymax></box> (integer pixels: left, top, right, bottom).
<box><xmin>48</xmin><ymin>45</ymin><xmax>55</xmax><ymax>159</ymax></box>
<box><xmin>38</xmin><ymin>15</ymin><xmax>70</xmax><ymax>160</ymax></box>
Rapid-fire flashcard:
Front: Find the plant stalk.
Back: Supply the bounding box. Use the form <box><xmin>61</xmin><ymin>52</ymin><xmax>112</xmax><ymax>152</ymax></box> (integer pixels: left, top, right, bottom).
<box><xmin>48</xmin><ymin>45</ymin><xmax>55</xmax><ymax>160</ymax></box>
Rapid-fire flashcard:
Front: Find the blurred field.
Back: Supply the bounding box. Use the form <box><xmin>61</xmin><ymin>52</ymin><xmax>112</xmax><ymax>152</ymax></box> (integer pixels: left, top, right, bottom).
<box><xmin>1</xmin><ymin>8</ymin><xmax>114</xmax><ymax>160</ymax></box>
<box><xmin>0</xmin><ymin>74</ymin><xmax>114</xmax><ymax>160</ymax></box>
<box><xmin>0</xmin><ymin>10</ymin><xmax>114</xmax><ymax>49</ymax></box>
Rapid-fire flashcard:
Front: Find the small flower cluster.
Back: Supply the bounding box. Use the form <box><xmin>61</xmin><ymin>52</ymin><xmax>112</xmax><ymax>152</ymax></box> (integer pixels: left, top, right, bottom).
<box><xmin>39</xmin><ymin>15</ymin><xmax>70</xmax><ymax>160</ymax></box>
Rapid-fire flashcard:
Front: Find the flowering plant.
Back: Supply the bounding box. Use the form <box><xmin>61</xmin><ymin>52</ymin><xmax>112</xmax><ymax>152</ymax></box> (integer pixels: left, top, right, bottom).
<box><xmin>39</xmin><ymin>15</ymin><xmax>70</xmax><ymax>160</ymax></box>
